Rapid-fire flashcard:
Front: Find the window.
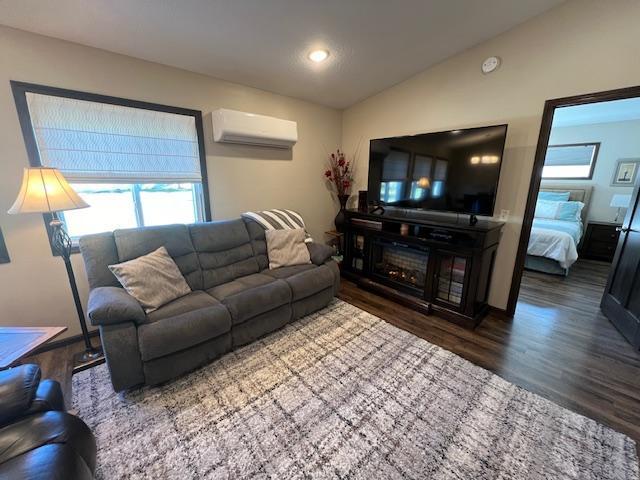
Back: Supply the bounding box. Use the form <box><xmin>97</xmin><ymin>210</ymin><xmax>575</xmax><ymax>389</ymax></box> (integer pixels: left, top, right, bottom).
<box><xmin>380</xmin><ymin>149</ymin><xmax>409</xmax><ymax>203</ymax></box>
<box><xmin>60</xmin><ymin>183</ymin><xmax>204</xmax><ymax>238</ymax></box>
<box><xmin>410</xmin><ymin>155</ymin><xmax>432</xmax><ymax>200</ymax></box>
<box><xmin>542</xmin><ymin>143</ymin><xmax>600</xmax><ymax>179</ymax></box>
<box><xmin>11</xmin><ymin>82</ymin><xmax>210</xmax><ymax>247</ymax></box>
<box><xmin>380</xmin><ymin>181</ymin><xmax>404</xmax><ymax>203</ymax></box>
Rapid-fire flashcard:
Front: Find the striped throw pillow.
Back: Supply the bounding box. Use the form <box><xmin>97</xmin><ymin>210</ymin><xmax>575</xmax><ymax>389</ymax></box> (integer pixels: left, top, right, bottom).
<box><xmin>241</xmin><ymin>209</ymin><xmax>313</xmax><ymax>243</ymax></box>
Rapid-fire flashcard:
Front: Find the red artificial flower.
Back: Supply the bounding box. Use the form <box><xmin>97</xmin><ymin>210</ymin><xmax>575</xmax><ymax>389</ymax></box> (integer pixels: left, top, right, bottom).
<box><xmin>324</xmin><ymin>170</ymin><xmax>332</xmax><ymax>178</ymax></box>
<box><xmin>338</xmin><ymin>158</ymin><xmax>345</xmax><ymax>167</ymax></box>
<box><xmin>343</xmin><ymin>180</ymin><xmax>351</xmax><ymax>189</ymax></box>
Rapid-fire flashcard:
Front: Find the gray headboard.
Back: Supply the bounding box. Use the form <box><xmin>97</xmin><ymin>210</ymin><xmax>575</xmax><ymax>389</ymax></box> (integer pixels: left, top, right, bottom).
<box><xmin>539</xmin><ymin>183</ymin><xmax>593</xmax><ymax>223</ymax></box>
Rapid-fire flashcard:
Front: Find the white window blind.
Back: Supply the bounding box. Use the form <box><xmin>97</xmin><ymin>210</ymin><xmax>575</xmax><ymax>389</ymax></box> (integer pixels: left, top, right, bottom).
<box><xmin>381</xmin><ymin>150</ymin><xmax>410</xmax><ymax>181</ymax></box>
<box><xmin>25</xmin><ymin>93</ymin><xmax>202</xmax><ymax>183</ymax></box>
<box><xmin>412</xmin><ymin>155</ymin><xmax>432</xmax><ymax>180</ymax></box>
<box><xmin>542</xmin><ymin>144</ymin><xmax>598</xmax><ymax>179</ymax></box>
<box><xmin>545</xmin><ymin>144</ymin><xmax>597</xmax><ymax>167</ymax></box>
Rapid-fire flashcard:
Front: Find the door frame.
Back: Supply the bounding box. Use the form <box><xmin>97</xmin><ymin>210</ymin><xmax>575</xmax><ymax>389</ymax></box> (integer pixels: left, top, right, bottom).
<box><xmin>506</xmin><ymin>84</ymin><xmax>640</xmax><ymax>316</ymax></box>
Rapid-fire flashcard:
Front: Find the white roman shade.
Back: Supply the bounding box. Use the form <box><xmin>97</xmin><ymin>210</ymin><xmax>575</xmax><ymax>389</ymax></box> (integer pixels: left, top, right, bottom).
<box><xmin>545</xmin><ymin>144</ymin><xmax>597</xmax><ymax>167</ymax></box>
<box><xmin>413</xmin><ymin>155</ymin><xmax>432</xmax><ymax>180</ymax></box>
<box><xmin>26</xmin><ymin>93</ymin><xmax>202</xmax><ymax>183</ymax></box>
<box><xmin>381</xmin><ymin>150</ymin><xmax>410</xmax><ymax>181</ymax></box>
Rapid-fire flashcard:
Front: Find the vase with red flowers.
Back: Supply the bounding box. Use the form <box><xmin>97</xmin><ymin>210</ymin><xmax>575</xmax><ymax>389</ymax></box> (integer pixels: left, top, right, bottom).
<box><xmin>324</xmin><ymin>149</ymin><xmax>354</xmax><ymax>232</ymax></box>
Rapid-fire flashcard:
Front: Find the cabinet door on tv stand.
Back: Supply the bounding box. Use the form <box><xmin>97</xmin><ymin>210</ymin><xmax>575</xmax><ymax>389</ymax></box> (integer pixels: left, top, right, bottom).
<box><xmin>345</xmin><ymin>229</ymin><xmax>369</xmax><ymax>273</ymax></box>
<box><xmin>431</xmin><ymin>250</ymin><xmax>472</xmax><ymax>313</ymax></box>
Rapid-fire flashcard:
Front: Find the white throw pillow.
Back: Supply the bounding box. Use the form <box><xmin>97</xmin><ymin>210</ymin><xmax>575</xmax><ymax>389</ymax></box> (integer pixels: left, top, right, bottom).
<box><xmin>108</xmin><ymin>246</ymin><xmax>191</xmax><ymax>313</ymax></box>
<box><xmin>265</xmin><ymin>228</ymin><xmax>312</xmax><ymax>269</ymax></box>
<box><xmin>534</xmin><ymin>199</ymin><xmax>560</xmax><ymax>219</ymax></box>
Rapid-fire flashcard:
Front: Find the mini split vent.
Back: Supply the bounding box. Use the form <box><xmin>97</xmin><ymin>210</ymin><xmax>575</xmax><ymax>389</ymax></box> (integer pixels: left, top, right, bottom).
<box><xmin>211</xmin><ymin>108</ymin><xmax>298</xmax><ymax>149</ymax></box>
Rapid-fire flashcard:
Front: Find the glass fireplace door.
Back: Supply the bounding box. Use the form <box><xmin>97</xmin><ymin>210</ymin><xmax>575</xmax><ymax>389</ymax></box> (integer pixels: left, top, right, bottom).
<box><xmin>371</xmin><ymin>239</ymin><xmax>428</xmax><ymax>292</ymax></box>
<box><xmin>434</xmin><ymin>253</ymin><xmax>468</xmax><ymax>307</ymax></box>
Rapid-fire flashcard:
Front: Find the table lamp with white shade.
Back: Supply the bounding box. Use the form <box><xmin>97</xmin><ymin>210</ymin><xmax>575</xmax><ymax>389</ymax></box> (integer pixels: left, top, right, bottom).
<box><xmin>8</xmin><ymin>167</ymin><xmax>103</xmax><ymax>368</ymax></box>
<box><xmin>610</xmin><ymin>193</ymin><xmax>632</xmax><ymax>223</ymax></box>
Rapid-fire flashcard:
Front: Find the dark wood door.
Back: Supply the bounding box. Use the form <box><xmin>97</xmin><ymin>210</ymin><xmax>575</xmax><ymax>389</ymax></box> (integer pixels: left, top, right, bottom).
<box><xmin>601</xmin><ymin>181</ymin><xmax>640</xmax><ymax>349</ymax></box>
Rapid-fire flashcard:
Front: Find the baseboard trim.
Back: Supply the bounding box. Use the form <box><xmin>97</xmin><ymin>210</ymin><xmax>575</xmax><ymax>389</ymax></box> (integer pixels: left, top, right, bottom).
<box><xmin>489</xmin><ymin>306</ymin><xmax>513</xmax><ymax>320</ymax></box>
<box><xmin>31</xmin><ymin>330</ymin><xmax>100</xmax><ymax>356</ymax></box>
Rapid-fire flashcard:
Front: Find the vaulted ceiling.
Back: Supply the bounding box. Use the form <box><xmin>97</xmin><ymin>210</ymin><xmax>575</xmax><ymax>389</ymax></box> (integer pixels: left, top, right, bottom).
<box><xmin>0</xmin><ymin>0</ymin><xmax>564</xmax><ymax>108</ymax></box>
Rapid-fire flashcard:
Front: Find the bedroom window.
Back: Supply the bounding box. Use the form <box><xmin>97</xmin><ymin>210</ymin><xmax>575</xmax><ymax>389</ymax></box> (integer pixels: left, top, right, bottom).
<box><xmin>542</xmin><ymin>143</ymin><xmax>600</xmax><ymax>179</ymax></box>
<box><xmin>11</xmin><ymin>82</ymin><xmax>210</xmax><ymax>247</ymax></box>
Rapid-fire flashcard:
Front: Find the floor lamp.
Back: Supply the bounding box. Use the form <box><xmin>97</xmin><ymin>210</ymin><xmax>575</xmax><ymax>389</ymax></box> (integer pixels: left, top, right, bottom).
<box><xmin>8</xmin><ymin>167</ymin><xmax>103</xmax><ymax>368</ymax></box>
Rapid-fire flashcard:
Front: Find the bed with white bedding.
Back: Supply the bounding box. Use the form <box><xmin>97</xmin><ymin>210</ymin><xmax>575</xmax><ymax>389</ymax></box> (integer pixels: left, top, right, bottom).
<box><xmin>527</xmin><ymin>218</ymin><xmax>582</xmax><ymax>269</ymax></box>
<box><xmin>525</xmin><ymin>185</ymin><xmax>592</xmax><ymax>276</ymax></box>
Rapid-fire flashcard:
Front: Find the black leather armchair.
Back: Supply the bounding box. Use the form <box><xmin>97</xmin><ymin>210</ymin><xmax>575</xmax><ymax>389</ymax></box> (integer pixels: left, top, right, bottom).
<box><xmin>0</xmin><ymin>364</ymin><xmax>96</xmax><ymax>479</ymax></box>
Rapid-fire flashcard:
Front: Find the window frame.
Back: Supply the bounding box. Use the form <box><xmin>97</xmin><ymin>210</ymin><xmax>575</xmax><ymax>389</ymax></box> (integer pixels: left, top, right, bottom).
<box><xmin>10</xmin><ymin>81</ymin><xmax>211</xmax><ymax>256</ymax></box>
<box><xmin>542</xmin><ymin>142</ymin><xmax>600</xmax><ymax>180</ymax></box>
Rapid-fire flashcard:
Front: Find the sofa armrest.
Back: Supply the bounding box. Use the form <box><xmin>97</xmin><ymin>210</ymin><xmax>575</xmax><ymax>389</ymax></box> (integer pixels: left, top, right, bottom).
<box><xmin>0</xmin><ymin>365</ymin><xmax>41</xmax><ymax>426</ymax></box>
<box><xmin>24</xmin><ymin>379</ymin><xmax>65</xmax><ymax>415</ymax></box>
<box><xmin>307</xmin><ymin>242</ymin><xmax>334</xmax><ymax>266</ymax></box>
<box><xmin>87</xmin><ymin>287</ymin><xmax>146</xmax><ymax>326</ymax></box>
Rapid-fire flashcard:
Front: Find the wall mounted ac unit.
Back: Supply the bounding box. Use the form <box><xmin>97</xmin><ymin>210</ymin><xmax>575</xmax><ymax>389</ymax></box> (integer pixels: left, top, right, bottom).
<box><xmin>211</xmin><ymin>108</ymin><xmax>298</xmax><ymax>149</ymax></box>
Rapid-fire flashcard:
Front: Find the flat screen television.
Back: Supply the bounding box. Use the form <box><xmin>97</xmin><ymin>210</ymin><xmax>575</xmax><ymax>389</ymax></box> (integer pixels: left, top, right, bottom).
<box><xmin>368</xmin><ymin>124</ymin><xmax>507</xmax><ymax>216</ymax></box>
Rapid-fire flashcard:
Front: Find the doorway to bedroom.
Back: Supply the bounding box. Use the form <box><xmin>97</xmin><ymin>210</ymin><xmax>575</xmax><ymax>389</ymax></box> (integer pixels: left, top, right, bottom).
<box><xmin>509</xmin><ymin>86</ymin><xmax>640</xmax><ymax>350</ymax></box>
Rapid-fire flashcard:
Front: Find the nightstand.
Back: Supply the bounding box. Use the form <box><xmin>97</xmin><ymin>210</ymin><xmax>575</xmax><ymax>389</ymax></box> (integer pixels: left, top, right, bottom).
<box><xmin>581</xmin><ymin>221</ymin><xmax>621</xmax><ymax>262</ymax></box>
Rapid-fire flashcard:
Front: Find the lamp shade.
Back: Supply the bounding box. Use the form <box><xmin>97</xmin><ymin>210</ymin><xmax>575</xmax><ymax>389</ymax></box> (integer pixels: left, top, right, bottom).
<box><xmin>610</xmin><ymin>193</ymin><xmax>632</xmax><ymax>209</ymax></box>
<box><xmin>8</xmin><ymin>167</ymin><xmax>89</xmax><ymax>214</ymax></box>
<box><xmin>417</xmin><ymin>177</ymin><xmax>431</xmax><ymax>189</ymax></box>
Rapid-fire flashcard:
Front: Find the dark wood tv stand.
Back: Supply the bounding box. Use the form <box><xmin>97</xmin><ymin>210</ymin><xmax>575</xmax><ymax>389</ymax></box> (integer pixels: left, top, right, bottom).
<box><xmin>342</xmin><ymin>208</ymin><xmax>504</xmax><ymax>328</ymax></box>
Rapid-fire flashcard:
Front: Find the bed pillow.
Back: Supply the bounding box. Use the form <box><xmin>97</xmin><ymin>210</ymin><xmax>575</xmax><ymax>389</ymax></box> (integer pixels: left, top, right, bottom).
<box><xmin>535</xmin><ymin>199</ymin><xmax>584</xmax><ymax>221</ymax></box>
<box><xmin>557</xmin><ymin>201</ymin><xmax>584</xmax><ymax>221</ymax></box>
<box><xmin>108</xmin><ymin>246</ymin><xmax>191</xmax><ymax>313</ymax></box>
<box><xmin>534</xmin><ymin>199</ymin><xmax>560</xmax><ymax>219</ymax></box>
<box><xmin>538</xmin><ymin>191</ymin><xmax>571</xmax><ymax>201</ymax></box>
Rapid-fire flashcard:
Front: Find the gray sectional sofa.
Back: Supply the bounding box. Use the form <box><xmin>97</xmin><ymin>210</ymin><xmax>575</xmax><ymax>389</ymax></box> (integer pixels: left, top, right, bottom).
<box><xmin>79</xmin><ymin>217</ymin><xmax>339</xmax><ymax>391</ymax></box>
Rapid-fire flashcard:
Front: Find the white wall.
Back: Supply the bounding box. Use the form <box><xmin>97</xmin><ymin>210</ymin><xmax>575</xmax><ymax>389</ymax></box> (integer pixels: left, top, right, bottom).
<box><xmin>342</xmin><ymin>0</ymin><xmax>640</xmax><ymax>310</ymax></box>
<box><xmin>2</xmin><ymin>0</ymin><xmax>640</xmax><ymax>336</ymax></box>
<box><xmin>0</xmin><ymin>26</ymin><xmax>342</xmax><ymax>340</ymax></box>
<box><xmin>545</xmin><ymin>120</ymin><xmax>638</xmax><ymax>222</ymax></box>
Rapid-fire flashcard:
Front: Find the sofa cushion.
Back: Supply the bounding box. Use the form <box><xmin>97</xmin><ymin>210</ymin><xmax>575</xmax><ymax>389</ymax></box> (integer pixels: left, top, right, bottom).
<box><xmin>0</xmin><ymin>365</ymin><xmax>40</xmax><ymax>427</ymax></box>
<box><xmin>24</xmin><ymin>380</ymin><xmax>64</xmax><ymax>419</ymax></box>
<box><xmin>219</xmin><ymin>280</ymin><xmax>291</xmax><ymax>325</ymax></box>
<box><xmin>146</xmin><ymin>291</ymin><xmax>221</xmax><ymax>322</ymax></box>
<box><xmin>307</xmin><ymin>242</ymin><xmax>335</xmax><ymax>266</ymax></box>
<box><xmin>263</xmin><ymin>264</ymin><xmax>316</xmax><ymax>279</ymax></box>
<box><xmin>113</xmin><ymin>224</ymin><xmax>202</xmax><ymax>291</ymax></box>
<box><xmin>78</xmin><ymin>231</ymin><xmax>121</xmax><ymax>289</ymax></box>
<box><xmin>206</xmin><ymin>273</ymin><xmax>275</xmax><ymax>300</ymax></box>
<box><xmin>190</xmin><ymin>220</ymin><xmax>260</xmax><ymax>290</ymax></box>
<box><xmin>138</xmin><ymin>297</ymin><xmax>231</xmax><ymax>361</ymax></box>
<box><xmin>243</xmin><ymin>217</ymin><xmax>269</xmax><ymax>270</ymax></box>
<box><xmin>285</xmin><ymin>264</ymin><xmax>336</xmax><ymax>301</ymax></box>
<box><xmin>0</xmin><ymin>411</ymin><xmax>96</xmax><ymax>472</ymax></box>
<box><xmin>0</xmin><ymin>443</ymin><xmax>94</xmax><ymax>480</ymax></box>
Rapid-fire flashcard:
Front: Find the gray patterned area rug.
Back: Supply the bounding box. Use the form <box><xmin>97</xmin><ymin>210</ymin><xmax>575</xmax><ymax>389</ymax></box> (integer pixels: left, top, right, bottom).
<box><xmin>73</xmin><ymin>300</ymin><xmax>639</xmax><ymax>479</ymax></box>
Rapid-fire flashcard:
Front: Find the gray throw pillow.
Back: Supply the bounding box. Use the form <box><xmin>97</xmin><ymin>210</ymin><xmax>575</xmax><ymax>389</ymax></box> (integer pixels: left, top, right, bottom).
<box><xmin>266</xmin><ymin>228</ymin><xmax>312</xmax><ymax>269</ymax></box>
<box><xmin>108</xmin><ymin>246</ymin><xmax>191</xmax><ymax>313</ymax></box>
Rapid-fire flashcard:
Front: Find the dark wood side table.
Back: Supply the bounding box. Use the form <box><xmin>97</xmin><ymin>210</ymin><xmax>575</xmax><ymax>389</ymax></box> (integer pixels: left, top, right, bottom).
<box><xmin>0</xmin><ymin>326</ymin><xmax>67</xmax><ymax>369</ymax></box>
<box><xmin>581</xmin><ymin>221</ymin><xmax>621</xmax><ymax>262</ymax></box>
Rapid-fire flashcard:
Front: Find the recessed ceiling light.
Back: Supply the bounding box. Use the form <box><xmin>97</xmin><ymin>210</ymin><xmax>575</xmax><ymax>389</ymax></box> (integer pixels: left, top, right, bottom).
<box><xmin>308</xmin><ymin>49</ymin><xmax>329</xmax><ymax>63</ymax></box>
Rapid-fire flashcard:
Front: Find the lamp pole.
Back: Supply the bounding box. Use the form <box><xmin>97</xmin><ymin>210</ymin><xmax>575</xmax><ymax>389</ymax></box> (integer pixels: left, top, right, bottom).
<box><xmin>49</xmin><ymin>214</ymin><xmax>102</xmax><ymax>363</ymax></box>
<box><xmin>8</xmin><ymin>167</ymin><xmax>103</xmax><ymax>371</ymax></box>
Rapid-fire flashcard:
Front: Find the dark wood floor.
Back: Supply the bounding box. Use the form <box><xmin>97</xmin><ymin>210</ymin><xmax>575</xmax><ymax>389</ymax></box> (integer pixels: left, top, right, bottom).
<box><xmin>28</xmin><ymin>259</ymin><xmax>640</xmax><ymax>451</ymax></box>
<box><xmin>26</xmin><ymin>337</ymin><xmax>102</xmax><ymax>410</ymax></box>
